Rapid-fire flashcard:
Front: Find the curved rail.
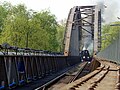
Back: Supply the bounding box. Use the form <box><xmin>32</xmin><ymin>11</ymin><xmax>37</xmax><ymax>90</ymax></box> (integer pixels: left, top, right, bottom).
<box><xmin>60</xmin><ymin>58</ymin><xmax>119</xmax><ymax>90</ymax></box>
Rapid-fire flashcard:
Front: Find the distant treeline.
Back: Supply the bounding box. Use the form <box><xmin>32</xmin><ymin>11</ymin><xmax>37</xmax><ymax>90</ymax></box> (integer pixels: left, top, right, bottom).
<box><xmin>0</xmin><ymin>2</ymin><xmax>65</xmax><ymax>52</ymax></box>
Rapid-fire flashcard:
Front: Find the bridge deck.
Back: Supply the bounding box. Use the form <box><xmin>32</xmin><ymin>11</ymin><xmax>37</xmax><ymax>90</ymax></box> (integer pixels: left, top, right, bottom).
<box><xmin>60</xmin><ymin>58</ymin><xmax>119</xmax><ymax>90</ymax></box>
<box><xmin>14</xmin><ymin>63</ymin><xmax>80</xmax><ymax>90</ymax></box>
<box><xmin>96</xmin><ymin>70</ymin><xmax>116</xmax><ymax>90</ymax></box>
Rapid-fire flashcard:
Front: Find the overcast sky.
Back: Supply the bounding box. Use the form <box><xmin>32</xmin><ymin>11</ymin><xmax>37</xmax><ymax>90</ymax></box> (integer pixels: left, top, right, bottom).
<box><xmin>1</xmin><ymin>0</ymin><xmax>120</xmax><ymax>23</ymax></box>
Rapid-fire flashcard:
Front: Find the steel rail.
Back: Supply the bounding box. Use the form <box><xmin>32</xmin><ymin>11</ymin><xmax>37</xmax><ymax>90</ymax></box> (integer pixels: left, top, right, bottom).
<box><xmin>60</xmin><ymin>59</ymin><xmax>119</xmax><ymax>90</ymax></box>
<box><xmin>34</xmin><ymin>62</ymin><xmax>82</xmax><ymax>90</ymax></box>
<box><xmin>35</xmin><ymin>62</ymin><xmax>88</xmax><ymax>90</ymax></box>
<box><xmin>68</xmin><ymin>62</ymin><xmax>88</xmax><ymax>83</ymax></box>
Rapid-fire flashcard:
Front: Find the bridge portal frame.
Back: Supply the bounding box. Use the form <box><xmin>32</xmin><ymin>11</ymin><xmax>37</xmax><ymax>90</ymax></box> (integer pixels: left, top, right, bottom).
<box><xmin>64</xmin><ymin>5</ymin><xmax>101</xmax><ymax>56</ymax></box>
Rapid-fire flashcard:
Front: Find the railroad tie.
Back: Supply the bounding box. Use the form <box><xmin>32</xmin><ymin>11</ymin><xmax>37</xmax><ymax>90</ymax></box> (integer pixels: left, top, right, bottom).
<box><xmin>115</xmin><ymin>67</ymin><xmax>120</xmax><ymax>90</ymax></box>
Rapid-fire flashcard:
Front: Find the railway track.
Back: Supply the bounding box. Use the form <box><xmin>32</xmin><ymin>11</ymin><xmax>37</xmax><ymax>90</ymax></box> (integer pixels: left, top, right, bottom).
<box><xmin>35</xmin><ymin>61</ymin><xmax>91</xmax><ymax>90</ymax></box>
<box><xmin>60</xmin><ymin>58</ymin><xmax>119</xmax><ymax>90</ymax></box>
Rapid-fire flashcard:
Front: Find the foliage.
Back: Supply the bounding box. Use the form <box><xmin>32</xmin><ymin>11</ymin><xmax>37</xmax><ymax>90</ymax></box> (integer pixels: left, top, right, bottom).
<box><xmin>0</xmin><ymin>2</ymin><xmax>64</xmax><ymax>51</ymax></box>
<box><xmin>56</xmin><ymin>20</ymin><xmax>66</xmax><ymax>52</ymax></box>
<box><xmin>101</xmin><ymin>21</ymin><xmax>120</xmax><ymax>50</ymax></box>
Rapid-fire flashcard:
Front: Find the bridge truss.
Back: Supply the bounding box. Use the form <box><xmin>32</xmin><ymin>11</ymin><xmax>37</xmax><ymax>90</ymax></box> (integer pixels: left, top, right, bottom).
<box><xmin>64</xmin><ymin>5</ymin><xmax>101</xmax><ymax>56</ymax></box>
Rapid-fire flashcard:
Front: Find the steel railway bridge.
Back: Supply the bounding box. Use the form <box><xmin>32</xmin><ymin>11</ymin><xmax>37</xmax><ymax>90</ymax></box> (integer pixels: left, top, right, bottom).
<box><xmin>0</xmin><ymin>5</ymin><xmax>120</xmax><ymax>90</ymax></box>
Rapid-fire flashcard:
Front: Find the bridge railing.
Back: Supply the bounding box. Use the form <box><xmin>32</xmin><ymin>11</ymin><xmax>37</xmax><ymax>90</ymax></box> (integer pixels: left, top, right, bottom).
<box><xmin>97</xmin><ymin>31</ymin><xmax>120</xmax><ymax>64</ymax></box>
<box><xmin>0</xmin><ymin>55</ymin><xmax>80</xmax><ymax>89</ymax></box>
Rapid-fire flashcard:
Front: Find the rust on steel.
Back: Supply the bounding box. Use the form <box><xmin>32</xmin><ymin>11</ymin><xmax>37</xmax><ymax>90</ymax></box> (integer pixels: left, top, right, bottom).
<box><xmin>64</xmin><ymin>5</ymin><xmax>101</xmax><ymax>56</ymax></box>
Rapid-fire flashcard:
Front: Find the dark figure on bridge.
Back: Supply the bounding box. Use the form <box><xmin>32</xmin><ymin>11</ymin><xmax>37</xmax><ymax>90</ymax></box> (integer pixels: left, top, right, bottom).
<box><xmin>18</xmin><ymin>60</ymin><xmax>25</xmax><ymax>81</ymax></box>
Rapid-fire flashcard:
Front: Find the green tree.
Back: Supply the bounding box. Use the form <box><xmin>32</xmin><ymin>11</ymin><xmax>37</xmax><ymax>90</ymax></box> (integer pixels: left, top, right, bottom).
<box><xmin>0</xmin><ymin>2</ymin><xmax>8</xmax><ymax>33</ymax></box>
<box><xmin>0</xmin><ymin>2</ymin><xmax>59</xmax><ymax>51</ymax></box>
<box><xmin>57</xmin><ymin>19</ymin><xmax>66</xmax><ymax>52</ymax></box>
<box><xmin>0</xmin><ymin>4</ymin><xmax>30</xmax><ymax>48</ymax></box>
<box><xmin>29</xmin><ymin>10</ymin><xmax>58</xmax><ymax>51</ymax></box>
<box><xmin>101</xmin><ymin>21</ymin><xmax>120</xmax><ymax>50</ymax></box>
